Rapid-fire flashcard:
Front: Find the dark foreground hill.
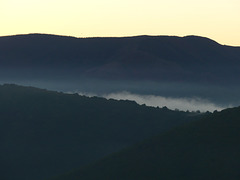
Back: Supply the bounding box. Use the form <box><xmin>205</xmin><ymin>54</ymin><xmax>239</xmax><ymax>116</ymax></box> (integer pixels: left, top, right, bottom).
<box><xmin>0</xmin><ymin>84</ymin><xmax>199</xmax><ymax>180</ymax></box>
<box><xmin>0</xmin><ymin>34</ymin><xmax>240</xmax><ymax>84</ymax></box>
<box><xmin>51</xmin><ymin>106</ymin><xmax>240</xmax><ymax>180</ymax></box>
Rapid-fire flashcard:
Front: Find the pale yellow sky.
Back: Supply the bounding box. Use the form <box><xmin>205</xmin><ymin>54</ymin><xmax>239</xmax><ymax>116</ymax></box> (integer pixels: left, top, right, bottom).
<box><xmin>0</xmin><ymin>0</ymin><xmax>240</xmax><ymax>46</ymax></box>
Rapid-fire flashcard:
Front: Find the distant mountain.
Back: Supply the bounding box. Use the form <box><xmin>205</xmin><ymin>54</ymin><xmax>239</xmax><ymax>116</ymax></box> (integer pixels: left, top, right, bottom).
<box><xmin>0</xmin><ymin>34</ymin><xmax>240</xmax><ymax>84</ymax></box>
<box><xmin>0</xmin><ymin>84</ymin><xmax>200</xmax><ymax>180</ymax></box>
<box><xmin>51</xmin><ymin>106</ymin><xmax>240</xmax><ymax>180</ymax></box>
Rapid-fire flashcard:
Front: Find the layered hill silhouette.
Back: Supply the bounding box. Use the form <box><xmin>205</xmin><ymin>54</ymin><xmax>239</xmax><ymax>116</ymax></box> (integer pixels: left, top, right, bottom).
<box><xmin>1</xmin><ymin>33</ymin><xmax>239</xmax><ymax>180</ymax></box>
<box><xmin>0</xmin><ymin>34</ymin><xmax>240</xmax><ymax>84</ymax></box>
<box><xmin>0</xmin><ymin>84</ymin><xmax>200</xmax><ymax>180</ymax></box>
<box><xmin>51</xmin><ymin>106</ymin><xmax>240</xmax><ymax>180</ymax></box>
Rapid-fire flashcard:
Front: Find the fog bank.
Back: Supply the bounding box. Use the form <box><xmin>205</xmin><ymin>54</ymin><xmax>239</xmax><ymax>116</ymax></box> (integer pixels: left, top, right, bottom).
<box><xmin>78</xmin><ymin>91</ymin><xmax>229</xmax><ymax>112</ymax></box>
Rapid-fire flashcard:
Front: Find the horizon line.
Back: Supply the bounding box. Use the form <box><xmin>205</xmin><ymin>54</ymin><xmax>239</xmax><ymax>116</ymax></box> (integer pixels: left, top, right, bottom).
<box><xmin>1</xmin><ymin>33</ymin><xmax>239</xmax><ymax>47</ymax></box>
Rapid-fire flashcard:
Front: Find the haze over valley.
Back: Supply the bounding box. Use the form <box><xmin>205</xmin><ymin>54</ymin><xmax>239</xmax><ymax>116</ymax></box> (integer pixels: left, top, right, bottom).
<box><xmin>1</xmin><ymin>34</ymin><xmax>240</xmax><ymax>111</ymax></box>
<box><xmin>0</xmin><ymin>33</ymin><xmax>240</xmax><ymax>180</ymax></box>
<box><xmin>1</xmin><ymin>0</ymin><xmax>240</xmax><ymax>179</ymax></box>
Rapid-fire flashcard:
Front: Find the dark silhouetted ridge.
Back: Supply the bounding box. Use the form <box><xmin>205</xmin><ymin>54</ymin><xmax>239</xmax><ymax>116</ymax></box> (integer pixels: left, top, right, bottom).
<box><xmin>51</xmin><ymin>106</ymin><xmax>240</xmax><ymax>180</ymax></box>
<box><xmin>0</xmin><ymin>34</ymin><xmax>240</xmax><ymax>84</ymax></box>
<box><xmin>0</xmin><ymin>84</ymin><xmax>200</xmax><ymax>180</ymax></box>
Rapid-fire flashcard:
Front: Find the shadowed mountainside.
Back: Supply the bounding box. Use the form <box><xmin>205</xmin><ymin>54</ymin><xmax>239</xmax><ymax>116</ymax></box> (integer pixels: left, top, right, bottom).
<box><xmin>0</xmin><ymin>84</ymin><xmax>201</xmax><ymax>180</ymax></box>
<box><xmin>1</xmin><ymin>34</ymin><xmax>240</xmax><ymax>107</ymax></box>
<box><xmin>50</xmin><ymin>106</ymin><xmax>240</xmax><ymax>180</ymax></box>
<box><xmin>0</xmin><ymin>34</ymin><xmax>240</xmax><ymax>84</ymax></box>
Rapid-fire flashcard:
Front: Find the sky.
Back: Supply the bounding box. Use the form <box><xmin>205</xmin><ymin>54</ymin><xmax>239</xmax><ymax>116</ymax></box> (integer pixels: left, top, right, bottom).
<box><xmin>0</xmin><ymin>0</ymin><xmax>240</xmax><ymax>46</ymax></box>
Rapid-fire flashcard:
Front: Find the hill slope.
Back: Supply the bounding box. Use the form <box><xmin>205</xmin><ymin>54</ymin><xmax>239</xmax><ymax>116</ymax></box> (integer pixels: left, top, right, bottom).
<box><xmin>0</xmin><ymin>34</ymin><xmax>240</xmax><ymax>84</ymax></box>
<box><xmin>1</xmin><ymin>34</ymin><xmax>240</xmax><ymax>107</ymax></box>
<box><xmin>0</xmin><ymin>84</ymin><xmax>199</xmax><ymax>180</ymax></box>
<box><xmin>51</xmin><ymin>107</ymin><xmax>240</xmax><ymax>180</ymax></box>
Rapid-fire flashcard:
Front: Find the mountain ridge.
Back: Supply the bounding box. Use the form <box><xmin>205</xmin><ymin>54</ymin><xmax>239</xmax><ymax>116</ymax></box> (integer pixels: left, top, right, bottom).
<box><xmin>0</xmin><ymin>33</ymin><xmax>223</xmax><ymax>43</ymax></box>
<box><xmin>50</xmin><ymin>106</ymin><xmax>240</xmax><ymax>180</ymax></box>
<box><xmin>1</xmin><ymin>33</ymin><xmax>240</xmax><ymax>84</ymax></box>
<box><xmin>0</xmin><ymin>84</ymin><xmax>201</xmax><ymax>180</ymax></box>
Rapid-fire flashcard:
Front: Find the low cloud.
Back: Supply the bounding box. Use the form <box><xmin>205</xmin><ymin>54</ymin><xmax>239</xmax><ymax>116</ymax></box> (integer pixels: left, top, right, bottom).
<box><xmin>75</xmin><ymin>91</ymin><xmax>229</xmax><ymax>112</ymax></box>
<box><xmin>102</xmin><ymin>91</ymin><xmax>228</xmax><ymax>112</ymax></box>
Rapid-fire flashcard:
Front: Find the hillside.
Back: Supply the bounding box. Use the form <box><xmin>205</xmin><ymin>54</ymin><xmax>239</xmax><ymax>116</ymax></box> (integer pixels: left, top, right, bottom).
<box><xmin>51</xmin><ymin>106</ymin><xmax>240</xmax><ymax>180</ymax></box>
<box><xmin>0</xmin><ymin>34</ymin><xmax>240</xmax><ymax>84</ymax></box>
<box><xmin>0</xmin><ymin>84</ymin><xmax>199</xmax><ymax>180</ymax></box>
